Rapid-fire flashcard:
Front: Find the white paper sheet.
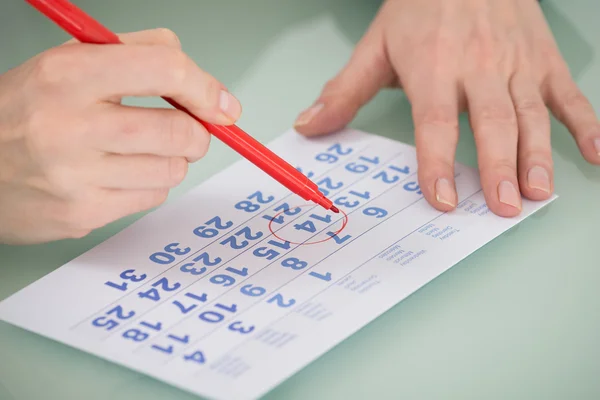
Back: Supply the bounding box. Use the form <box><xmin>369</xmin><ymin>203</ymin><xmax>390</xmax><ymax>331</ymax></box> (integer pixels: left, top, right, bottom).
<box><xmin>0</xmin><ymin>129</ymin><xmax>555</xmax><ymax>400</ymax></box>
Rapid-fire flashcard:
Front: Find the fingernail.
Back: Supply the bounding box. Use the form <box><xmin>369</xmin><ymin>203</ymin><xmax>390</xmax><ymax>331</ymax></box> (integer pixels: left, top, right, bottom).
<box><xmin>527</xmin><ymin>166</ymin><xmax>550</xmax><ymax>193</ymax></box>
<box><xmin>294</xmin><ymin>103</ymin><xmax>324</xmax><ymax>127</ymax></box>
<box><xmin>498</xmin><ymin>180</ymin><xmax>521</xmax><ymax>210</ymax></box>
<box><xmin>594</xmin><ymin>138</ymin><xmax>600</xmax><ymax>156</ymax></box>
<box><xmin>219</xmin><ymin>90</ymin><xmax>242</xmax><ymax>122</ymax></box>
<box><xmin>435</xmin><ymin>178</ymin><xmax>456</xmax><ymax>207</ymax></box>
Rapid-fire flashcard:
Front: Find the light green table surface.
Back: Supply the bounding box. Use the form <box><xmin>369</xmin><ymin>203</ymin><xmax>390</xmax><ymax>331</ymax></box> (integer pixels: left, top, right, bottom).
<box><xmin>0</xmin><ymin>1</ymin><xmax>599</xmax><ymax>399</ymax></box>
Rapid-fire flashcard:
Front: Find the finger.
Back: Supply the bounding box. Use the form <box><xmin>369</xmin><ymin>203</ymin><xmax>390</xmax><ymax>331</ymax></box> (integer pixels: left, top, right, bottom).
<box><xmin>408</xmin><ymin>78</ymin><xmax>460</xmax><ymax>212</ymax></box>
<box><xmin>44</xmin><ymin>43</ymin><xmax>241</xmax><ymax>125</ymax></box>
<box><xmin>86</xmin><ymin>154</ymin><xmax>189</xmax><ymax>190</ymax></box>
<box><xmin>509</xmin><ymin>73</ymin><xmax>554</xmax><ymax>200</ymax></box>
<box><xmin>543</xmin><ymin>69</ymin><xmax>600</xmax><ymax>164</ymax></box>
<box><xmin>465</xmin><ymin>75</ymin><xmax>522</xmax><ymax>217</ymax></box>
<box><xmin>91</xmin><ymin>104</ymin><xmax>211</xmax><ymax>162</ymax></box>
<box><xmin>293</xmin><ymin>20</ymin><xmax>396</xmax><ymax>136</ymax></box>
<box><xmin>62</xmin><ymin>28</ymin><xmax>182</xmax><ymax>48</ymax></box>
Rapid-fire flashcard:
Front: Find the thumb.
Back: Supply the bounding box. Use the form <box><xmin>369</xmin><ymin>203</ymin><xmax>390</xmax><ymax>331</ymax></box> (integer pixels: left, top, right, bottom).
<box><xmin>293</xmin><ymin>24</ymin><xmax>396</xmax><ymax>136</ymax></box>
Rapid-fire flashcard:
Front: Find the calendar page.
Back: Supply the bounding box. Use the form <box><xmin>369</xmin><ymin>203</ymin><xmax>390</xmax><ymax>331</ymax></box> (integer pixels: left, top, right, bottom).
<box><xmin>0</xmin><ymin>129</ymin><xmax>555</xmax><ymax>400</ymax></box>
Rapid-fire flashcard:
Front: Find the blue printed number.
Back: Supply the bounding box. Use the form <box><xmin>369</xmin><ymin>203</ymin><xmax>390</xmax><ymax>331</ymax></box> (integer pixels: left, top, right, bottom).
<box><xmin>138</xmin><ymin>277</ymin><xmax>181</xmax><ymax>302</ymax></box>
<box><xmin>228</xmin><ymin>321</ymin><xmax>255</xmax><ymax>334</ymax></box>
<box><xmin>199</xmin><ymin>303</ymin><xmax>238</xmax><ymax>323</ymax></box>
<box><xmin>240</xmin><ymin>284</ymin><xmax>266</xmax><ymax>297</ymax></box>
<box><xmin>220</xmin><ymin>226</ymin><xmax>263</xmax><ymax>250</ymax></box>
<box><xmin>172</xmin><ymin>292</ymin><xmax>208</xmax><ymax>314</ymax></box>
<box><xmin>315</xmin><ymin>143</ymin><xmax>353</xmax><ymax>163</ymax></box>
<box><xmin>193</xmin><ymin>216</ymin><xmax>233</xmax><ymax>239</ymax></box>
<box><xmin>334</xmin><ymin>190</ymin><xmax>370</xmax><ymax>209</ymax></box>
<box><xmin>149</xmin><ymin>242</ymin><xmax>191</xmax><ymax>265</ymax></box>
<box><xmin>267</xmin><ymin>293</ymin><xmax>296</xmax><ymax>308</ymax></box>
<box><xmin>281</xmin><ymin>257</ymin><xmax>308</xmax><ymax>270</ymax></box>
<box><xmin>345</xmin><ymin>155</ymin><xmax>379</xmax><ymax>173</ymax></box>
<box><xmin>326</xmin><ymin>231</ymin><xmax>352</xmax><ymax>244</ymax></box>
<box><xmin>403</xmin><ymin>181</ymin><xmax>422</xmax><ymax>195</ymax></box>
<box><xmin>253</xmin><ymin>238</ymin><xmax>291</xmax><ymax>260</ymax></box>
<box><xmin>180</xmin><ymin>252</ymin><xmax>222</xmax><ymax>276</ymax></box>
<box><xmin>363</xmin><ymin>207</ymin><xmax>388</xmax><ymax>218</ymax></box>
<box><xmin>373</xmin><ymin>165</ymin><xmax>410</xmax><ymax>184</ymax></box>
<box><xmin>316</xmin><ymin>177</ymin><xmax>344</xmax><ymax>196</ymax></box>
<box><xmin>262</xmin><ymin>202</ymin><xmax>302</xmax><ymax>225</ymax></box>
<box><xmin>210</xmin><ymin>266</ymin><xmax>249</xmax><ymax>287</ymax></box>
<box><xmin>152</xmin><ymin>333</ymin><xmax>190</xmax><ymax>354</ymax></box>
<box><xmin>294</xmin><ymin>213</ymin><xmax>333</xmax><ymax>233</ymax></box>
<box><xmin>92</xmin><ymin>305</ymin><xmax>135</xmax><ymax>331</ymax></box>
<box><xmin>235</xmin><ymin>190</ymin><xmax>275</xmax><ymax>213</ymax></box>
<box><xmin>121</xmin><ymin>320</ymin><xmax>163</xmax><ymax>343</ymax></box>
<box><xmin>105</xmin><ymin>269</ymin><xmax>147</xmax><ymax>292</ymax></box>
<box><xmin>184</xmin><ymin>350</ymin><xmax>206</xmax><ymax>365</ymax></box>
<box><xmin>309</xmin><ymin>271</ymin><xmax>332</xmax><ymax>281</ymax></box>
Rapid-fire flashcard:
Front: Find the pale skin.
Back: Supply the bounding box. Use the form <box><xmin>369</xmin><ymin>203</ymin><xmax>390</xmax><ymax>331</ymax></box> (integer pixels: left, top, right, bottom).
<box><xmin>0</xmin><ymin>0</ymin><xmax>598</xmax><ymax>245</ymax></box>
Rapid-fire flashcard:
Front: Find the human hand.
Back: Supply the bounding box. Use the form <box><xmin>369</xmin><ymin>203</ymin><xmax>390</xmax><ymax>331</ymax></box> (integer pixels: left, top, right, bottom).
<box><xmin>294</xmin><ymin>0</ymin><xmax>599</xmax><ymax>217</ymax></box>
<box><xmin>0</xmin><ymin>28</ymin><xmax>241</xmax><ymax>245</ymax></box>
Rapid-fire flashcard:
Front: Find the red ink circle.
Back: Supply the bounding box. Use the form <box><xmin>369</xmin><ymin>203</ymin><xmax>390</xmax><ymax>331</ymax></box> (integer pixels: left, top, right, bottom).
<box><xmin>267</xmin><ymin>204</ymin><xmax>349</xmax><ymax>246</ymax></box>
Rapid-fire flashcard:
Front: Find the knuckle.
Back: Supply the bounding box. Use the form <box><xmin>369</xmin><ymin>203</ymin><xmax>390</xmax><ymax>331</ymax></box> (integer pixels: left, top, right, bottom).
<box><xmin>477</xmin><ymin>104</ymin><xmax>517</xmax><ymax>127</ymax></box>
<box><xmin>560</xmin><ymin>88</ymin><xmax>590</xmax><ymax>110</ymax></box>
<box><xmin>167</xmin><ymin>113</ymin><xmax>195</xmax><ymax>153</ymax></box>
<box><xmin>155</xmin><ymin>28</ymin><xmax>181</xmax><ymax>47</ymax></box>
<box><xmin>31</xmin><ymin>47</ymin><xmax>80</xmax><ymax>87</ymax></box>
<box><xmin>45</xmin><ymin>167</ymin><xmax>77</xmax><ymax>197</ymax></box>
<box><xmin>163</xmin><ymin>48</ymin><xmax>190</xmax><ymax>87</ymax></box>
<box><xmin>416</xmin><ymin>105</ymin><xmax>458</xmax><ymax>129</ymax></box>
<box><xmin>167</xmin><ymin>157</ymin><xmax>188</xmax><ymax>186</ymax></box>
<box><xmin>514</xmin><ymin>98</ymin><xmax>548</xmax><ymax>118</ymax></box>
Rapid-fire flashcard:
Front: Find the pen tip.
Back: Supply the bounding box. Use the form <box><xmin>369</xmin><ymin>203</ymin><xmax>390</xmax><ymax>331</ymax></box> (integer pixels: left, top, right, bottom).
<box><xmin>330</xmin><ymin>205</ymin><xmax>340</xmax><ymax>213</ymax></box>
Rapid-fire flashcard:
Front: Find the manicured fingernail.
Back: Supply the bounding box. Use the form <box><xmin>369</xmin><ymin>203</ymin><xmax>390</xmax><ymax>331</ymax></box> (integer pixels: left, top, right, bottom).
<box><xmin>594</xmin><ymin>138</ymin><xmax>600</xmax><ymax>155</ymax></box>
<box><xmin>294</xmin><ymin>103</ymin><xmax>324</xmax><ymax>127</ymax></box>
<box><xmin>435</xmin><ymin>178</ymin><xmax>456</xmax><ymax>207</ymax></box>
<box><xmin>219</xmin><ymin>90</ymin><xmax>242</xmax><ymax>122</ymax></box>
<box><xmin>527</xmin><ymin>166</ymin><xmax>550</xmax><ymax>194</ymax></box>
<box><xmin>498</xmin><ymin>180</ymin><xmax>521</xmax><ymax>210</ymax></box>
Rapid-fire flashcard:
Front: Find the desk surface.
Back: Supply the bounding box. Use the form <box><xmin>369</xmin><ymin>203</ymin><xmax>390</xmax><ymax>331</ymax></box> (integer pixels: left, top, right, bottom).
<box><xmin>0</xmin><ymin>1</ymin><xmax>599</xmax><ymax>399</ymax></box>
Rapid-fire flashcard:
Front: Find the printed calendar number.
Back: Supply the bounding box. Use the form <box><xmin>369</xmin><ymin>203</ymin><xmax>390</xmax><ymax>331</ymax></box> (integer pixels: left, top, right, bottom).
<box><xmin>235</xmin><ymin>190</ymin><xmax>275</xmax><ymax>213</ymax></box>
<box><xmin>253</xmin><ymin>238</ymin><xmax>291</xmax><ymax>260</ymax></box>
<box><xmin>315</xmin><ymin>143</ymin><xmax>353</xmax><ymax>163</ymax></box>
<box><xmin>373</xmin><ymin>165</ymin><xmax>410</xmax><ymax>184</ymax></box>
<box><xmin>152</xmin><ymin>333</ymin><xmax>190</xmax><ymax>355</ymax></box>
<box><xmin>267</xmin><ymin>293</ymin><xmax>296</xmax><ymax>308</ymax></box>
<box><xmin>334</xmin><ymin>190</ymin><xmax>371</xmax><ymax>209</ymax></box>
<box><xmin>180</xmin><ymin>252</ymin><xmax>222</xmax><ymax>276</ymax></box>
<box><xmin>172</xmin><ymin>292</ymin><xmax>208</xmax><ymax>315</ymax></box>
<box><xmin>345</xmin><ymin>155</ymin><xmax>380</xmax><ymax>173</ymax></box>
<box><xmin>403</xmin><ymin>181</ymin><xmax>422</xmax><ymax>195</ymax></box>
<box><xmin>105</xmin><ymin>269</ymin><xmax>147</xmax><ymax>292</ymax></box>
<box><xmin>193</xmin><ymin>216</ymin><xmax>234</xmax><ymax>239</ymax></box>
<box><xmin>138</xmin><ymin>277</ymin><xmax>181</xmax><ymax>302</ymax></box>
<box><xmin>92</xmin><ymin>305</ymin><xmax>135</xmax><ymax>331</ymax></box>
<box><xmin>316</xmin><ymin>177</ymin><xmax>344</xmax><ymax>196</ymax></box>
<box><xmin>363</xmin><ymin>207</ymin><xmax>388</xmax><ymax>218</ymax></box>
<box><xmin>184</xmin><ymin>350</ymin><xmax>206</xmax><ymax>364</ymax></box>
<box><xmin>199</xmin><ymin>303</ymin><xmax>238</xmax><ymax>323</ymax></box>
<box><xmin>149</xmin><ymin>242</ymin><xmax>191</xmax><ymax>265</ymax></box>
<box><xmin>210</xmin><ymin>266</ymin><xmax>249</xmax><ymax>287</ymax></box>
<box><xmin>220</xmin><ymin>226</ymin><xmax>263</xmax><ymax>250</ymax></box>
<box><xmin>262</xmin><ymin>202</ymin><xmax>302</xmax><ymax>225</ymax></box>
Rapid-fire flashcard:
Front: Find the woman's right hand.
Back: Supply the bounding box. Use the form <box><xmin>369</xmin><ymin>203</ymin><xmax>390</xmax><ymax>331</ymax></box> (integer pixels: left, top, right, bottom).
<box><xmin>0</xmin><ymin>29</ymin><xmax>242</xmax><ymax>245</ymax></box>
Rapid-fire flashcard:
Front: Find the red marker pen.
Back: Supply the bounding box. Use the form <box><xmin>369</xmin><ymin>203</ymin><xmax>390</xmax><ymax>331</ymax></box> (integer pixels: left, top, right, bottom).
<box><xmin>24</xmin><ymin>0</ymin><xmax>339</xmax><ymax>214</ymax></box>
